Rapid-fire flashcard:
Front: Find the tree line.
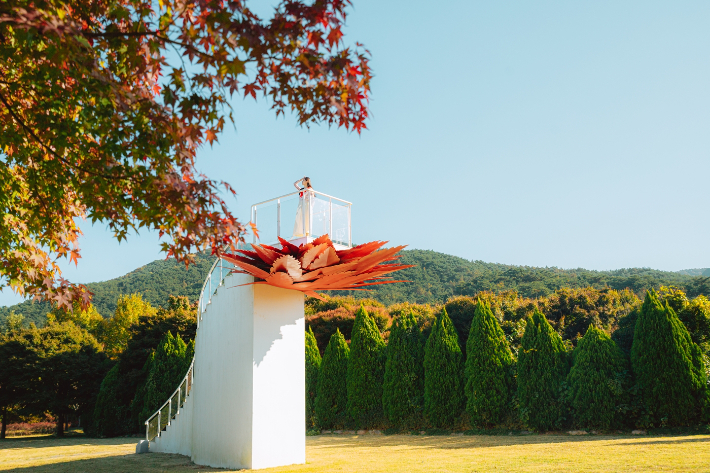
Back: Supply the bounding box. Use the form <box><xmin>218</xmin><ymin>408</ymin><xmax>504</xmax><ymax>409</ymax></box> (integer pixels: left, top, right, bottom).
<box><xmin>306</xmin><ymin>288</ymin><xmax>710</xmax><ymax>431</ymax></box>
<box><xmin>0</xmin><ymin>294</ymin><xmax>196</xmax><ymax>438</ymax></box>
<box><xmin>3</xmin><ymin>283</ymin><xmax>709</xmax><ymax>437</ymax></box>
<box><xmin>4</xmin><ymin>249</ymin><xmax>708</xmax><ymax>328</ymax></box>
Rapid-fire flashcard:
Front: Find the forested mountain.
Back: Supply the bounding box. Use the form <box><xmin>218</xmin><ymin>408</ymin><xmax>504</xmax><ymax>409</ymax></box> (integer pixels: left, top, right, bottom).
<box><xmin>351</xmin><ymin>250</ymin><xmax>710</xmax><ymax>305</ymax></box>
<box><xmin>0</xmin><ymin>253</ymin><xmax>214</xmax><ymax>326</ymax></box>
<box><xmin>677</xmin><ymin>268</ymin><xmax>710</xmax><ymax>277</ymax></box>
<box><xmin>2</xmin><ymin>249</ymin><xmax>709</xmax><ymax>327</ymax></box>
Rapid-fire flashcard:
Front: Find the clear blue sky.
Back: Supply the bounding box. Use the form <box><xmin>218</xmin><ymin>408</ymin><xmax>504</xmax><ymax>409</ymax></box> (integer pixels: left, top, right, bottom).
<box><xmin>3</xmin><ymin>1</ymin><xmax>710</xmax><ymax>307</ymax></box>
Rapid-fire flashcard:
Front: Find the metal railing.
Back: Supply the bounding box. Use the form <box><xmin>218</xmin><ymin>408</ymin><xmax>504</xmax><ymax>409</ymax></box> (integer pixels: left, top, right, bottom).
<box><xmin>145</xmin><ymin>360</ymin><xmax>194</xmax><ymax>442</ymax></box>
<box><xmin>251</xmin><ymin>189</ymin><xmax>352</xmax><ymax>247</ymax></box>
<box><xmin>197</xmin><ymin>256</ymin><xmax>236</xmax><ymax>327</ymax></box>
<box><xmin>145</xmin><ymin>255</ymin><xmax>235</xmax><ymax>442</ymax></box>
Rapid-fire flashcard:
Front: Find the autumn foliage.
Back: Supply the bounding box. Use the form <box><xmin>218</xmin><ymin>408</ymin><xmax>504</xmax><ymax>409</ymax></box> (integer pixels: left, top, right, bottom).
<box><xmin>0</xmin><ymin>0</ymin><xmax>371</xmax><ymax>308</ymax></box>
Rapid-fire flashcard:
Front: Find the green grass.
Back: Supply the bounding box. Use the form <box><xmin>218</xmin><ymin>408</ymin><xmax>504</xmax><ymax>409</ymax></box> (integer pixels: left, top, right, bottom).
<box><xmin>1</xmin><ymin>433</ymin><xmax>709</xmax><ymax>472</ymax></box>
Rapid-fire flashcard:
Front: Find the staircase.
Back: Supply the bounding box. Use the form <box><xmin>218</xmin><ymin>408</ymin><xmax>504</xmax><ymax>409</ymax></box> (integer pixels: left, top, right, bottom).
<box><xmin>144</xmin><ymin>257</ymin><xmax>235</xmax><ymax>443</ymax></box>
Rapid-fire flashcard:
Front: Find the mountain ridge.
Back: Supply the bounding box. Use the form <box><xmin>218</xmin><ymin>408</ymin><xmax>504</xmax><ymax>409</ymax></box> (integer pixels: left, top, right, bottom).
<box><xmin>2</xmin><ymin>249</ymin><xmax>708</xmax><ymax>327</ymax></box>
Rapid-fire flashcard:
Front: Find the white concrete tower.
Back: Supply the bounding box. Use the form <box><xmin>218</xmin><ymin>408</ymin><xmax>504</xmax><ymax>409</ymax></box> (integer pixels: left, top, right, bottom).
<box><xmin>143</xmin><ymin>183</ymin><xmax>352</xmax><ymax>470</ymax></box>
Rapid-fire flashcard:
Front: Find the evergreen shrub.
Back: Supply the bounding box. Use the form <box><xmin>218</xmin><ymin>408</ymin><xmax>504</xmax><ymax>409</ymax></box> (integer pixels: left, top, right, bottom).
<box><xmin>305</xmin><ymin>327</ymin><xmax>322</xmax><ymax>428</ymax></box>
<box><xmin>347</xmin><ymin>305</ymin><xmax>386</xmax><ymax>428</ymax></box>
<box><xmin>631</xmin><ymin>290</ymin><xmax>708</xmax><ymax>426</ymax></box>
<box><xmin>382</xmin><ymin>312</ymin><xmax>424</xmax><ymax>429</ymax></box>
<box><xmin>92</xmin><ymin>364</ymin><xmax>128</xmax><ymax>437</ymax></box>
<box><xmin>517</xmin><ymin>309</ymin><xmax>569</xmax><ymax>431</ymax></box>
<box><xmin>315</xmin><ymin>329</ymin><xmax>350</xmax><ymax>429</ymax></box>
<box><xmin>567</xmin><ymin>325</ymin><xmax>627</xmax><ymax>430</ymax></box>
<box><xmin>138</xmin><ymin>332</ymin><xmax>189</xmax><ymax>422</ymax></box>
<box><xmin>424</xmin><ymin>308</ymin><xmax>464</xmax><ymax>428</ymax></box>
<box><xmin>464</xmin><ymin>300</ymin><xmax>515</xmax><ymax>427</ymax></box>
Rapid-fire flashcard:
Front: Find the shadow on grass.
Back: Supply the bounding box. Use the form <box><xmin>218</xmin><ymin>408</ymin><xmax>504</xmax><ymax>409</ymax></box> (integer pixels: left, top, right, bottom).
<box><xmin>0</xmin><ymin>452</ymin><xmax>212</xmax><ymax>473</ymax></box>
<box><xmin>310</xmin><ymin>433</ymin><xmax>710</xmax><ymax>450</ymax></box>
<box><xmin>0</xmin><ymin>435</ymin><xmax>138</xmax><ymax>451</ymax></box>
<box><xmin>2</xmin><ymin>433</ymin><xmax>709</xmax><ymax>472</ymax></box>
<box><xmin>626</xmin><ymin>438</ymin><xmax>710</xmax><ymax>446</ymax></box>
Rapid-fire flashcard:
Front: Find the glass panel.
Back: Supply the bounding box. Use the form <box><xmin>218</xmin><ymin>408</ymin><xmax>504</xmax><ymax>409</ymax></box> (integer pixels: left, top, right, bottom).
<box><xmin>253</xmin><ymin>200</ymin><xmax>278</xmax><ymax>245</ymax></box>
<box><xmin>310</xmin><ymin>194</ymin><xmax>331</xmax><ymax>239</ymax></box>
<box><xmin>160</xmin><ymin>405</ymin><xmax>170</xmax><ymax>431</ymax></box>
<box><xmin>180</xmin><ymin>379</ymin><xmax>187</xmax><ymax>407</ymax></box>
<box><xmin>171</xmin><ymin>391</ymin><xmax>180</xmax><ymax>418</ymax></box>
<box><xmin>278</xmin><ymin>193</ymin><xmax>301</xmax><ymax>240</ymax></box>
<box><xmin>148</xmin><ymin>416</ymin><xmax>160</xmax><ymax>441</ymax></box>
<box><xmin>250</xmin><ymin>190</ymin><xmax>351</xmax><ymax>247</ymax></box>
<box><xmin>332</xmin><ymin>201</ymin><xmax>350</xmax><ymax>247</ymax></box>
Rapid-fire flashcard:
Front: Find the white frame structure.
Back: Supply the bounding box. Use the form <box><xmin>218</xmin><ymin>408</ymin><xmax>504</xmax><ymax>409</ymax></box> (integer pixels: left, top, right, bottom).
<box><xmin>251</xmin><ymin>189</ymin><xmax>352</xmax><ymax>247</ymax></box>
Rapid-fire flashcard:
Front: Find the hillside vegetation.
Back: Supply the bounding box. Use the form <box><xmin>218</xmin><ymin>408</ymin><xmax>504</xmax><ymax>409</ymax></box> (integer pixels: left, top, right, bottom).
<box><xmin>0</xmin><ymin>253</ymin><xmax>214</xmax><ymax>326</ymax></box>
<box><xmin>2</xmin><ymin>249</ymin><xmax>709</xmax><ymax>327</ymax></box>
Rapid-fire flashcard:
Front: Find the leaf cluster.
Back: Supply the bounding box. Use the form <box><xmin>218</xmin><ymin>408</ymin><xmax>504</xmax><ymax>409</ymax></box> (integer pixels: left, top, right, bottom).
<box><xmin>0</xmin><ymin>0</ymin><xmax>371</xmax><ymax>309</ymax></box>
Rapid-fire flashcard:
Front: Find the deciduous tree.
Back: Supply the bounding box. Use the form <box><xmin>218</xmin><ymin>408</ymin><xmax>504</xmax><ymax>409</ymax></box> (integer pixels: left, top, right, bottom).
<box><xmin>0</xmin><ymin>0</ymin><xmax>371</xmax><ymax>309</ymax></box>
<box><xmin>46</xmin><ymin>302</ymin><xmax>103</xmax><ymax>337</ymax></box>
<box><xmin>30</xmin><ymin>321</ymin><xmax>110</xmax><ymax>436</ymax></box>
<box><xmin>101</xmin><ymin>293</ymin><xmax>157</xmax><ymax>358</ymax></box>
<box><xmin>0</xmin><ymin>329</ymin><xmax>35</xmax><ymax>438</ymax></box>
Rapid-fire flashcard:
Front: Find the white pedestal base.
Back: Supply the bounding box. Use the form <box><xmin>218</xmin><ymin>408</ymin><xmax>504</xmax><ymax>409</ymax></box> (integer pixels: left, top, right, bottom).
<box><xmin>151</xmin><ymin>272</ymin><xmax>305</xmax><ymax>470</ymax></box>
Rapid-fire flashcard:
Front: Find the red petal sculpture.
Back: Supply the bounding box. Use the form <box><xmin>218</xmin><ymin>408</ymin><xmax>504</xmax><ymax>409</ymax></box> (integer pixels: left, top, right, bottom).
<box><xmin>222</xmin><ymin>235</ymin><xmax>412</xmax><ymax>300</ymax></box>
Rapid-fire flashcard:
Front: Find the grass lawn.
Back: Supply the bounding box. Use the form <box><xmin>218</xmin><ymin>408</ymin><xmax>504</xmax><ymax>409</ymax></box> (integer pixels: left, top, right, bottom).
<box><xmin>1</xmin><ymin>433</ymin><xmax>709</xmax><ymax>472</ymax></box>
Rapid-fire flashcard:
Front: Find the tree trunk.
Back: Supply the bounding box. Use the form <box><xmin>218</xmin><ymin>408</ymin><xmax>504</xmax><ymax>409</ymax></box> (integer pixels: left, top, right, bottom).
<box><xmin>56</xmin><ymin>413</ymin><xmax>64</xmax><ymax>437</ymax></box>
<box><xmin>1</xmin><ymin>406</ymin><xmax>7</xmax><ymax>439</ymax></box>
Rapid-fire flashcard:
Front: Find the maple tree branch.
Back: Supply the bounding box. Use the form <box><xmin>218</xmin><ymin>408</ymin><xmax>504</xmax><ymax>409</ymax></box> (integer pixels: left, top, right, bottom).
<box><xmin>0</xmin><ymin>88</ymin><xmax>124</xmax><ymax>180</ymax></box>
<box><xmin>156</xmin><ymin>35</ymin><xmax>219</xmax><ymax>61</ymax></box>
<box><xmin>83</xmin><ymin>30</ymin><xmax>163</xmax><ymax>38</ymax></box>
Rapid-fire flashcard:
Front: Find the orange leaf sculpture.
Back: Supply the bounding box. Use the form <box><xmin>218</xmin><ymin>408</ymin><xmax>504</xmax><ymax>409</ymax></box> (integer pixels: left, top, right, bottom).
<box><xmin>222</xmin><ymin>235</ymin><xmax>413</xmax><ymax>300</ymax></box>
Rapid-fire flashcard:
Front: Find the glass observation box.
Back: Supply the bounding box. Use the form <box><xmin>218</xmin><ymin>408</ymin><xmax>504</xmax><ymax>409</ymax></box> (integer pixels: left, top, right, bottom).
<box><xmin>251</xmin><ymin>189</ymin><xmax>352</xmax><ymax>249</ymax></box>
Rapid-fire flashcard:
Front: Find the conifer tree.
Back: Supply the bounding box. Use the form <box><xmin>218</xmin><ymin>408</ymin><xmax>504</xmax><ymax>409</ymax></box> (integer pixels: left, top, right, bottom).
<box><xmin>130</xmin><ymin>352</ymin><xmax>154</xmax><ymax>430</ymax></box>
<box><xmin>347</xmin><ymin>305</ymin><xmax>386</xmax><ymax>428</ymax></box>
<box><xmin>424</xmin><ymin>308</ymin><xmax>464</xmax><ymax>428</ymax></box>
<box><xmin>315</xmin><ymin>329</ymin><xmax>350</xmax><ymax>429</ymax></box>
<box><xmin>383</xmin><ymin>312</ymin><xmax>425</xmax><ymax>429</ymax></box>
<box><xmin>139</xmin><ymin>332</ymin><xmax>188</xmax><ymax>422</ymax></box>
<box><xmin>568</xmin><ymin>325</ymin><xmax>627</xmax><ymax>430</ymax></box>
<box><xmin>184</xmin><ymin>340</ymin><xmax>195</xmax><ymax>370</ymax></box>
<box><xmin>518</xmin><ymin>309</ymin><xmax>569</xmax><ymax>431</ymax></box>
<box><xmin>631</xmin><ymin>290</ymin><xmax>708</xmax><ymax>426</ymax></box>
<box><xmin>464</xmin><ymin>300</ymin><xmax>515</xmax><ymax>427</ymax></box>
<box><xmin>306</xmin><ymin>327</ymin><xmax>322</xmax><ymax>428</ymax></box>
<box><xmin>92</xmin><ymin>364</ymin><xmax>129</xmax><ymax>437</ymax></box>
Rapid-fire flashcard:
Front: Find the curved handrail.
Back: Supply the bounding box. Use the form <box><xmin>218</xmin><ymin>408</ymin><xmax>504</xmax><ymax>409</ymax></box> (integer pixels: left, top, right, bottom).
<box><xmin>145</xmin><ymin>255</ymin><xmax>234</xmax><ymax>442</ymax></box>
<box><xmin>197</xmin><ymin>256</ymin><xmax>235</xmax><ymax>328</ymax></box>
